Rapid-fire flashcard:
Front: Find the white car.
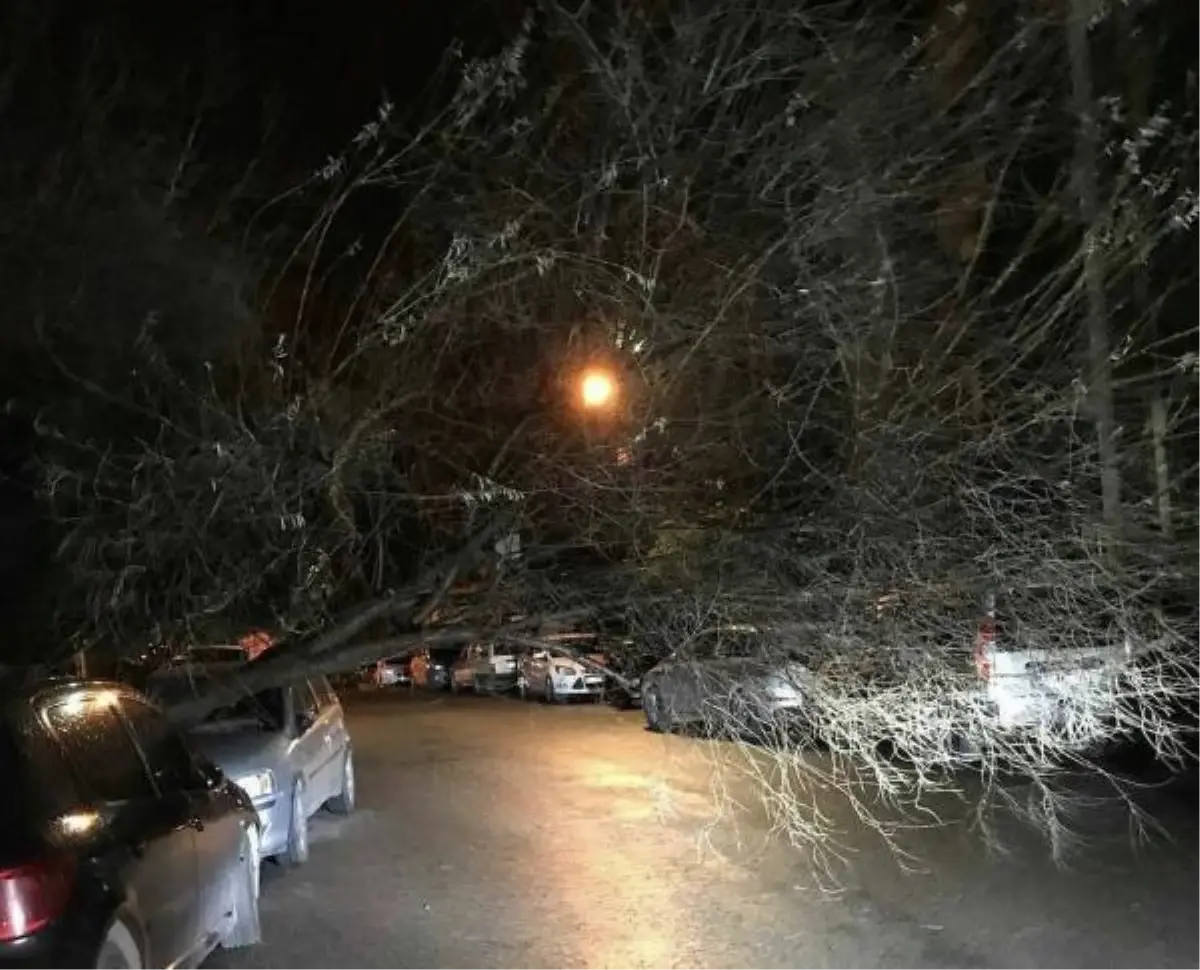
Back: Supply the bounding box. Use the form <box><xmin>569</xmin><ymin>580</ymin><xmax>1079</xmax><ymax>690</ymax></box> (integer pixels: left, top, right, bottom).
<box><xmin>366</xmin><ymin>655</ymin><xmax>411</xmax><ymax>688</ymax></box>
<box><xmin>518</xmin><ymin>646</ymin><xmax>606</xmax><ymax>702</ymax></box>
<box><xmin>969</xmin><ymin>586</ymin><xmax>1138</xmax><ymax>742</ymax></box>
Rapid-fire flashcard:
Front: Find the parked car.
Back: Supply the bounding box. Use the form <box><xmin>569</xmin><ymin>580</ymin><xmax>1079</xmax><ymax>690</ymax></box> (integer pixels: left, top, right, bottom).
<box><xmin>410</xmin><ymin>647</ymin><xmax>456</xmax><ymax>690</ymax></box>
<box><xmin>147</xmin><ymin>665</ymin><xmax>354</xmax><ymax>868</ymax></box>
<box><xmin>451</xmin><ymin>642</ymin><xmax>519</xmax><ymax>694</ymax></box>
<box><xmin>640</xmin><ymin>626</ymin><xmax>810</xmax><ymax>735</ymax></box>
<box><xmin>0</xmin><ymin>678</ymin><xmax>260</xmax><ymax>969</ymax></box>
<box><xmin>517</xmin><ymin>644</ymin><xmax>606</xmax><ymax>702</ymax></box>
<box><xmin>966</xmin><ymin>585</ymin><xmax>1145</xmax><ymax>746</ymax></box>
<box><xmin>366</xmin><ymin>655</ymin><xmax>411</xmax><ymax>688</ymax></box>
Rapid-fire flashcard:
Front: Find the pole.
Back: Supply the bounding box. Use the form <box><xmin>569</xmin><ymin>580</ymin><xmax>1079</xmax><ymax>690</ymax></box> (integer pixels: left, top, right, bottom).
<box><xmin>1067</xmin><ymin>0</ymin><xmax>1122</xmax><ymax>547</ymax></box>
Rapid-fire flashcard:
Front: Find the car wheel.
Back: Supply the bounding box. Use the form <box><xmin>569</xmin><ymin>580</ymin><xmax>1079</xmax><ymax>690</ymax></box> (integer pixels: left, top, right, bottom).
<box><xmin>327</xmin><ymin>749</ymin><xmax>356</xmax><ymax>815</ymax></box>
<box><xmin>96</xmin><ymin>916</ymin><xmax>144</xmax><ymax>969</ymax></box>
<box><xmin>281</xmin><ymin>781</ymin><xmax>309</xmax><ymax>868</ymax></box>
<box><xmin>450</xmin><ymin>677</ymin><xmax>460</xmax><ymax>694</ymax></box>
<box><xmin>222</xmin><ymin>826</ymin><xmax>262</xmax><ymax>949</ymax></box>
<box><xmin>644</xmin><ymin>686</ymin><xmax>669</xmax><ymax>733</ymax></box>
<box><xmin>544</xmin><ymin>677</ymin><xmax>562</xmax><ymax>704</ymax></box>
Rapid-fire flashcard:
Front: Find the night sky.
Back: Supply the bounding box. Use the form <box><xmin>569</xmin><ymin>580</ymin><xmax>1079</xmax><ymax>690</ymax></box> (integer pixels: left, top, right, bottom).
<box><xmin>31</xmin><ymin>0</ymin><xmax>522</xmax><ymax>174</ymax></box>
<box><xmin>0</xmin><ymin>0</ymin><xmax>521</xmax><ymax>643</ymax></box>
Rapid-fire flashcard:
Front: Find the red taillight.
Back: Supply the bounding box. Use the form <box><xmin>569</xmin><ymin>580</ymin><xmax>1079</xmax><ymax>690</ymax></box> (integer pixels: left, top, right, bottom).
<box><xmin>974</xmin><ymin>617</ymin><xmax>995</xmax><ymax>681</ymax></box>
<box><xmin>0</xmin><ymin>855</ymin><xmax>75</xmax><ymax>941</ymax></box>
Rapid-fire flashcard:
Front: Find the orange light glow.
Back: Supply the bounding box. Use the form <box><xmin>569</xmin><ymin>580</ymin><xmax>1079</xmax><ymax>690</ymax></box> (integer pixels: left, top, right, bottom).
<box><xmin>579</xmin><ymin>370</ymin><xmax>617</xmax><ymax>409</ymax></box>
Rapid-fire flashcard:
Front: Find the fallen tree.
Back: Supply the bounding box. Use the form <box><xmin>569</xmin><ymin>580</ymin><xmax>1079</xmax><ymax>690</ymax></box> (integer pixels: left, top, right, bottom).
<box><xmin>11</xmin><ymin>0</ymin><xmax>1197</xmax><ymax>873</ymax></box>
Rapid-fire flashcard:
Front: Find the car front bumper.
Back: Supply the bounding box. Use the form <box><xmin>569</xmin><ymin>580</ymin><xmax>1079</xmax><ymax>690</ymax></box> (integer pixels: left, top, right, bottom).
<box><xmin>551</xmin><ymin>674</ymin><xmax>606</xmax><ymax>695</ymax></box>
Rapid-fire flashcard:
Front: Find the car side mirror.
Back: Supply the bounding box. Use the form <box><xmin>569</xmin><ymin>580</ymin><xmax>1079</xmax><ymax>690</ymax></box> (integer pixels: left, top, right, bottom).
<box><xmin>194</xmin><ymin>757</ymin><xmax>226</xmax><ymax>790</ymax></box>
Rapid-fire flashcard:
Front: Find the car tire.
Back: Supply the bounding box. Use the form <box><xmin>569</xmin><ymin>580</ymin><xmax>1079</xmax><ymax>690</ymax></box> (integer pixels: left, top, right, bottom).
<box><xmin>644</xmin><ymin>686</ymin><xmax>669</xmax><ymax>733</ymax></box>
<box><xmin>281</xmin><ymin>781</ymin><xmax>309</xmax><ymax>868</ymax></box>
<box><xmin>95</xmin><ymin>916</ymin><xmax>145</xmax><ymax>970</ymax></box>
<box><xmin>221</xmin><ymin>826</ymin><xmax>262</xmax><ymax>949</ymax></box>
<box><xmin>544</xmin><ymin>677</ymin><xmax>562</xmax><ymax>704</ymax></box>
<box><xmin>326</xmin><ymin>749</ymin><xmax>356</xmax><ymax>815</ymax></box>
<box><xmin>450</xmin><ymin>677</ymin><xmax>460</xmax><ymax>695</ymax></box>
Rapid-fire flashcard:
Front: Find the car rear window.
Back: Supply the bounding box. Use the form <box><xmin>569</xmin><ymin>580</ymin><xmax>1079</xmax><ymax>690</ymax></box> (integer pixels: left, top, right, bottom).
<box><xmin>44</xmin><ymin>699</ymin><xmax>155</xmax><ymax>804</ymax></box>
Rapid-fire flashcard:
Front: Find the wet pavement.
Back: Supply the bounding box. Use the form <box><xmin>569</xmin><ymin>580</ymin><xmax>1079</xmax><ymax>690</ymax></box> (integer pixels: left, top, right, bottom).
<box><xmin>208</xmin><ymin>690</ymin><xmax>1198</xmax><ymax>969</ymax></box>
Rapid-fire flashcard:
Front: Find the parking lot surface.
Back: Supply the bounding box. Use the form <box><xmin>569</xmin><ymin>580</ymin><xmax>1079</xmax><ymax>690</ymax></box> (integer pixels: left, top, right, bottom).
<box><xmin>208</xmin><ymin>691</ymin><xmax>1199</xmax><ymax>969</ymax></box>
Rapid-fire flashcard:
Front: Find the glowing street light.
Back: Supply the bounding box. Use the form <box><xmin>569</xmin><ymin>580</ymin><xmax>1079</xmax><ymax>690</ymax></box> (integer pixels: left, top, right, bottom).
<box><xmin>579</xmin><ymin>369</ymin><xmax>617</xmax><ymax>410</ymax></box>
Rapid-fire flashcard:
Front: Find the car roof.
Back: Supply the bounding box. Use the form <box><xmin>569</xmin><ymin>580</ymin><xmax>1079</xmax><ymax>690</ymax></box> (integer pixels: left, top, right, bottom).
<box><xmin>0</xmin><ymin>676</ymin><xmax>146</xmax><ymax>716</ymax></box>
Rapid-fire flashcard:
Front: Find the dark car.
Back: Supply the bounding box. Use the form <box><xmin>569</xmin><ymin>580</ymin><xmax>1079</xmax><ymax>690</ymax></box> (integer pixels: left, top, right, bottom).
<box><xmin>410</xmin><ymin>647</ymin><xmax>457</xmax><ymax>691</ymax></box>
<box><xmin>0</xmin><ymin>678</ymin><xmax>261</xmax><ymax>969</ymax></box>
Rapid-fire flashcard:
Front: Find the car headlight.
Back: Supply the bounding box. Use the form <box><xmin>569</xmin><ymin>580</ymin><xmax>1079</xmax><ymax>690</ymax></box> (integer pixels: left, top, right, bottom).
<box><xmin>553</xmin><ymin>664</ymin><xmax>576</xmax><ymax>676</ymax></box>
<box><xmin>234</xmin><ymin>770</ymin><xmax>276</xmax><ymax>801</ymax></box>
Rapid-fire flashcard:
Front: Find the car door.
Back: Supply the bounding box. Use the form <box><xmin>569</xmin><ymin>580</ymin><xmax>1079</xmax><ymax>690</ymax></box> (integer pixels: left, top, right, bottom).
<box><xmin>42</xmin><ymin>691</ymin><xmax>200</xmax><ymax>966</ymax></box>
<box><xmin>121</xmin><ymin>695</ymin><xmax>242</xmax><ymax>947</ymax></box>
<box><xmin>290</xmin><ymin>681</ymin><xmax>329</xmax><ymax>807</ymax></box>
<box><xmin>308</xmin><ymin>676</ymin><xmax>347</xmax><ymax>802</ymax></box>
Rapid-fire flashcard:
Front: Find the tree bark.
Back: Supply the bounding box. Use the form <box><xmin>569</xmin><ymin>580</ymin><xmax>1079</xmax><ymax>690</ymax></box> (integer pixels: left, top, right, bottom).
<box><xmin>1149</xmin><ymin>393</ymin><xmax>1172</xmax><ymax>539</ymax></box>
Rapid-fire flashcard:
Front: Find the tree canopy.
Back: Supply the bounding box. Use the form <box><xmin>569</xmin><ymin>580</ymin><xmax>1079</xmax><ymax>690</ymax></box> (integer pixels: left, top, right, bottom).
<box><xmin>1</xmin><ymin>0</ymin><xmax>1196</xmax><ymax>864</ymax></box>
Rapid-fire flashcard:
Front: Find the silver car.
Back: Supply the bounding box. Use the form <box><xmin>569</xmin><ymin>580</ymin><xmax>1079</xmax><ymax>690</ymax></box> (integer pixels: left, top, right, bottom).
<box><xmin>640</xmin><ymin>626</ymin><xmax>811</xmax><ymax>737</ymax></box>
<box><xmin>148</xmin><ymin>666</ymin><xmax>355</xmax><ymax>866</ymax></box>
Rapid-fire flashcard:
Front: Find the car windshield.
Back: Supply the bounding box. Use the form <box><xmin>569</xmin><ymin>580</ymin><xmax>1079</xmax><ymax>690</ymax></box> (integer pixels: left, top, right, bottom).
<box><xmin>201</xmin><ymin>687</ymin><xmax>286</xmax><ymax>731</ymax></box>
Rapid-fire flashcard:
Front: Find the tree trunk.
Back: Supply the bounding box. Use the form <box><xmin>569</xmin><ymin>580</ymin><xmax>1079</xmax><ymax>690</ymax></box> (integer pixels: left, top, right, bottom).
<box><xmin>1149</xmin><ymin>393</ymin><xmax>1173</xmax><ymax>539</ymax></box>
<box><xmin>1067</xmin><ymin>0</ymin><xmax>1122</xmax><ymax>545</ymax></box>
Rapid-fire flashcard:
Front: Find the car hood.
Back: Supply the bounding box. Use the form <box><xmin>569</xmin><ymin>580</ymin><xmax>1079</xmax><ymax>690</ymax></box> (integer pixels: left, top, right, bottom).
<box><xmin>187</xmin><ymin>723</ymin><xmax>292</xmax><ymax>781</ymax></box>
<box><xmin>546</xmin><ymin>659</ymin><xmax>589</xmax><ymax>675</ymax></box>
<box><xmin>649</xmin><ymin>657</ymin><xmax>809</xmax><ymax>682</ymax></box>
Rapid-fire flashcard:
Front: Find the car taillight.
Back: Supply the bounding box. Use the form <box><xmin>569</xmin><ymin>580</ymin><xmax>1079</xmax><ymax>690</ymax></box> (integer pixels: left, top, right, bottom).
<box><xmin>0</xmin><ymin>855</ymin><xmax>75</xmax><ymax>941</ymax></box>
<box><xmin>973</xmin><ymin>617</ymin><xmax>995</xmax><ymax>681</ymax></box>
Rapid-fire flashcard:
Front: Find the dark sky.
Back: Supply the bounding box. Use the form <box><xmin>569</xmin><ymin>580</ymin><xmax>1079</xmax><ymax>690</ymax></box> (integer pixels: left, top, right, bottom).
<box><xmin>8</xmin><ymin>0</ymin><xmax>521</xmax><ymax>175</ymax></box>
<box><xmin>0</xmin><ymin>0</ymin><xmax>521</xmax><ymax>576</ymax></box>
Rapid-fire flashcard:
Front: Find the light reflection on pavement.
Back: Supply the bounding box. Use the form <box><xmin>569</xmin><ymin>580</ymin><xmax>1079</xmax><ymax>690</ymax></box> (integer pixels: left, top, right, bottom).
<box><xmin>208</xmin><ymin>691</ymin><xmax>1199</xmax><ymax>970</ymax></box>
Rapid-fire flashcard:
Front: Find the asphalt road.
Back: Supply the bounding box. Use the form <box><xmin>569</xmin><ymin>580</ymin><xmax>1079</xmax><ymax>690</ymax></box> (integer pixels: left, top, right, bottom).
<box><xmin>209</xmin><ymin>691</ymin><xmax>1198</xmax><ymax>969</ymax></box>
